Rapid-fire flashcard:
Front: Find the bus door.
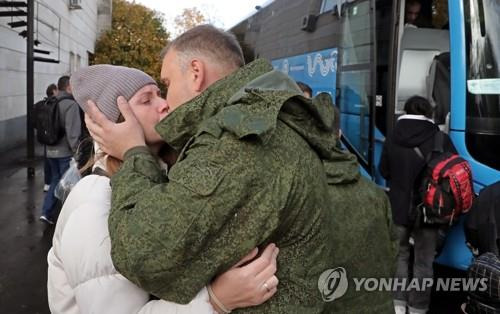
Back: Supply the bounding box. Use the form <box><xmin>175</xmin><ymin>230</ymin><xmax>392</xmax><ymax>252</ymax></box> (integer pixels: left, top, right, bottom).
<box><xmin>389</xmin><ymin>0</ymin><xmax>499</xmax><ymax>271</ymax></box>
<box><xmin>336</xmin><ymin>0</ymin><xmax>396</xmax><ymax>184</ymax></box>
<box><xmin>336</xmin><ymin>0</ymin><xmax>378</xmax><ymax>179</ymax></box>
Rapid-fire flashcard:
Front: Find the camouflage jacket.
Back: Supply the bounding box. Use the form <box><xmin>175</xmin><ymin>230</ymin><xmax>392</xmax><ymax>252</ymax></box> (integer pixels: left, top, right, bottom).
<box><xmin>322</xmin><ymin>154</ymin><xmax>398</xmax><ymax>314</ymax></box>
<box><xmin>313</xmin><ymin>95</ymin><xmax>398</xmax><ymax>313</ymax></box>
<box><xmin>108</xmin><ymin>59</ymin><xmax>338</xmax><ymax>313</ymax></box>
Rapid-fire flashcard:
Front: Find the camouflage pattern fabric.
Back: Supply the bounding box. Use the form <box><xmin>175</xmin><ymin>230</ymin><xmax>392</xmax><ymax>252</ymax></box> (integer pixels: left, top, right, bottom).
<box><xmin>109</xmin><ymin>59</ymin><xmax>337</xmax><ymax>313</ymax></box>
<box><xmin>323</xmin><ymin>171</ymin><xmax>398</xmax><ymax>313</ymax></box>
<box><xmin>315</xmin><ymin>93</ymin><xmax>397</xmax><ymax>313</ymax></box>
<box><xmin>270</xmin><ymin>95</ymin><xmax>398</xmax><ymax>313</ymax></box>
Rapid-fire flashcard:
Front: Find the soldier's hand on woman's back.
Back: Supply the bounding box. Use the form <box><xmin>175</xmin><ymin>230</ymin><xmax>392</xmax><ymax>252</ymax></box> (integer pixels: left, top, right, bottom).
<box><xmin>209</xmin><ymin>243</ymin><xmax>280</xmax><ymax>312</ymax></box>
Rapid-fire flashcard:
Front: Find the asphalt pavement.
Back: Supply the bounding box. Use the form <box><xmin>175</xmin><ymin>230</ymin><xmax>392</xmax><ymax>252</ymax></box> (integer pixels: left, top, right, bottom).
<box><xmin>0</xmin><ymin>143</ymin><xmax>52</xmax><ymax>314</ymax></box>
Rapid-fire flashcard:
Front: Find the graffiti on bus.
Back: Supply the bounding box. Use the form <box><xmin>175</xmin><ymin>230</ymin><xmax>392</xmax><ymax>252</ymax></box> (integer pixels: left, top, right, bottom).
<box><xmin>272</xmin><ymin>48</ymin><xmax>338</xmax><ymax>97</ymax></box>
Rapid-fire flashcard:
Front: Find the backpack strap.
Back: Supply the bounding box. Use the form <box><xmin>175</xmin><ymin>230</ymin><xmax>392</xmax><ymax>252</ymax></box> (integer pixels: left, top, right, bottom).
<box><xmin>414</xmin><ymin>147</ymin><xmax>425</xmax><ymax>160</ymax></box>
<box><xmin>45</xmin><ymin>95</ymin><xmax>74</xmax><ymax>108</ymax></box>
<box><xmin>414</xmin><ymin>130</ymin><xmax>445</xmax><ymax>163</ymax></box>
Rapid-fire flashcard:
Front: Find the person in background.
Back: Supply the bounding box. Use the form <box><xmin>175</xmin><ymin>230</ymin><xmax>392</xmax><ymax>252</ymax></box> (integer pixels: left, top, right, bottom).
<box><xmin>405</xmin><ymin>0</ymin><xmax>421</xmax><ymax>27</ymax></box>
<box><xmin>308</xmin><ymin>89</ymin><xmax>342</xmax><ymax>147</ymax></box>
<box><xmin>465</xmin><ymin>180</ymin><xmax>500</xmax><ymax>257</ymax></box>
<box><xmin>46</xmin><ymin>83</ymin><xmax>58</xmax><ymax>97</ymax></box>
<box><xmin>39</xmin><ymin>76</ymin><xmax>81</xmax><ymax>225</ymax></box>
<box><xmin>379</xmin><ymin>95</ymin><xmax>456</xmax><ymax>314</ymax></box>
<box><xmin>463</xmin><ymin>181</ymin><xmax>500</xmax><ymax>313</ymax></box>
<box><xmin>296</xmin><ymin>81</ymin><xmax>312</xmax><ymax>98</ymax></box>
<box><xmin>35</xmin><ymin>83</ymin><xmax>59</xmax><ymax>192</ymax></box>
<box><xmin>297</xmin><ymin>83</ymin><xmax>341</xmax><ymax>141</ymax></box>
<box><xmin>311</xmin><ymin>93</ymin><xmax>397</xmax><ymax>313</ymax></box>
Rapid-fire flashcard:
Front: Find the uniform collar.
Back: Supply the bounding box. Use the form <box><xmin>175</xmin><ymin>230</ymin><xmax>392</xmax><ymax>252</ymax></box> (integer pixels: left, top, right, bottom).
<box><xmin>155</xmin><ymin>59</ymin><xmax>273</xmax><ymax>151</ymax></box>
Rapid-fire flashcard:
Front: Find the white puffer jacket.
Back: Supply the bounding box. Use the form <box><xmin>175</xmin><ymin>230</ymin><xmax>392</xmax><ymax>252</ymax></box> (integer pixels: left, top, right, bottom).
<box><xmin>47</xmin><ymin>174</ymin><xmax>215</xmax><ymax>314</ymax></box>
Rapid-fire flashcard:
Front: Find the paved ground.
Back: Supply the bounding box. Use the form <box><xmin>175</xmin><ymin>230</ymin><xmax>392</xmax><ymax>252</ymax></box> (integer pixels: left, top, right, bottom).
<box><xmin>0</xmin><ymin>143</ymin><xmax>467</xmax><ymax>313</ymax></box>
<box><xmin>0</xmin><ymin>143</ymin><xmax>52</xmax><ymax>314</ymax></box>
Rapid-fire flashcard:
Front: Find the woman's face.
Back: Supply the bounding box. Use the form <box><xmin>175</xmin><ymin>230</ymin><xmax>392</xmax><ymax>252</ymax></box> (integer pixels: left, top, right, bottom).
<box><xmin>128</xmin><ymin>84</ymin><xmax>169</xmax><ymax>151</ymax></box>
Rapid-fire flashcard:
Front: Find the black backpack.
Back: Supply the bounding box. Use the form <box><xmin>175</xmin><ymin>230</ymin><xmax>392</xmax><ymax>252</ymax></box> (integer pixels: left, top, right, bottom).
<box><xmin>35</xmin><ymin>95</ymin><xmax>73</xmax><ymax>145</ymax></box>
<box><xmin>33</xmin><ymin>98</ymin><xmax>46</xmax><ymax>127</ymax></box>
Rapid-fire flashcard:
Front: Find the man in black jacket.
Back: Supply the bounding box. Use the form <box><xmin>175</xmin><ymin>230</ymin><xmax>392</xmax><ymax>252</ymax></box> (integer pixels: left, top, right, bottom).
<box><xmin>35</xmin><ymin>84</ymin><xmax>59</xmax><ymax>192</ymax></box>
<box><xmin>39</xmin><ymin>76</ymin><xmax>81</xmax><ymax>225</ymax></box>
<box><xmin>379</xmin><ymin>96</ymin><xmax>456</xmax><ymax>314</ymax></box>
<box><xmin>465</xmin><ymin>180</ymin><xmax>500</xmax><ymax>256</ymax></box>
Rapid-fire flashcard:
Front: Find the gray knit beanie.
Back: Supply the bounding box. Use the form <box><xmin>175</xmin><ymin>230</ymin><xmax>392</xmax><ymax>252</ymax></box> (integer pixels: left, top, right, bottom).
<box><xmin>70</xmin><ymin>64</ymin><xmax>157</xmax><ymax>122</ymax></box>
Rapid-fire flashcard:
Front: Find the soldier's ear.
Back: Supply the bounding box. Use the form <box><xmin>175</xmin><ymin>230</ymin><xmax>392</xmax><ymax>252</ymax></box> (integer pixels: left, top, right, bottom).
<box><xmin>189</xmin><ymin>59</ymin><xmax>205</xmax><ymax>93</ymax></box>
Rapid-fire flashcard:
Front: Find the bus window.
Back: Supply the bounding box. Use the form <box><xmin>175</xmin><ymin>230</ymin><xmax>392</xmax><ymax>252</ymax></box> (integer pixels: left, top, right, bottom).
<box><xmin>337</xmin><ymin>0</ymin><xmax>373</xmax><ymax>167</ymax></box>
<box><xmin>464</xmin><ymin>0</ymin><xmax>500</xmax><ymax>171</ymax></box>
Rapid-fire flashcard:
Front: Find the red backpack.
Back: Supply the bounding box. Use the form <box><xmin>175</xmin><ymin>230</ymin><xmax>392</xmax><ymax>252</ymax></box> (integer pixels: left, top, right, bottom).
<box><xmin>415</xmin><ymin>132</ymin><xmax>474</xmax><ymax>225</ymax></box>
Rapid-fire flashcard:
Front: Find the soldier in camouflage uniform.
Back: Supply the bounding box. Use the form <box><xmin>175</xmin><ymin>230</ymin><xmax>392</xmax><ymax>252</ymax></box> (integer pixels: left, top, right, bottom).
<box><xmin>86</xmin><ymin>25</ymin><xmax>337</xmax><ymax>313</ymax></box>
<box><xmin>313</xmin><ymin>93</ymin><xmax>398</xmax><ymax>313</ymax></box>
<box><xmin>86</xmin><ymin>25</ymin><xmax>398</xmax><ymax>313</ymax></box>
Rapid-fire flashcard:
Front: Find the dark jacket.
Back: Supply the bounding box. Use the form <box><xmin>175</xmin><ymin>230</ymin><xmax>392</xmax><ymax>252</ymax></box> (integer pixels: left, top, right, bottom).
<box><xmin>465</xmin><ymin>180</ymin><xmax>500</xmax><ymax>256</ymax></box>
<box><xmin>46</xmin><ymin>91</ymin><xmax>81</xmax><ymax>158</ymax></box>
<box><xmin>379</xmin><ymin>115</ymin><xmax>456</xmax><ymax>226</ymax></box>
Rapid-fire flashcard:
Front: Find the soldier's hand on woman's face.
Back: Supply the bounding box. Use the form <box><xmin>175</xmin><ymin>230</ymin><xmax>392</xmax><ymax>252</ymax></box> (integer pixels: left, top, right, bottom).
<box><xmin>85</xmin><ymin>96</ymin><xmax>146</xmax><ymax>160</ymax></box>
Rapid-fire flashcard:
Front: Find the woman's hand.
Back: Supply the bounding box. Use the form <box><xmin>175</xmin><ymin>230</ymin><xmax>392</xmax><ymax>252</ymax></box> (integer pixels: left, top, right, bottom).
<box><xmin>209</xmin><ymin>243</ymin><xmax>279</xmax><ymax>312</ymax></box>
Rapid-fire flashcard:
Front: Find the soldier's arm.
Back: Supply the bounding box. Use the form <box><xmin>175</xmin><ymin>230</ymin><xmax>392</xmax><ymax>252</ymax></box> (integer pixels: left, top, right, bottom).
<box><xmin>109</xmin><ymin>135</ymin><xmax>282</xmax><ymax>304</ymax></box>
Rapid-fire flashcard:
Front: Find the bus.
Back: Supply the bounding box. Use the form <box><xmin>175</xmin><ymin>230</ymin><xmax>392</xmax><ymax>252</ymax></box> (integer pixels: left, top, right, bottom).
<box><xmin>230</xmin><ymin>0</ymin><xmax>500</xmax><ymax>270</ymax></box>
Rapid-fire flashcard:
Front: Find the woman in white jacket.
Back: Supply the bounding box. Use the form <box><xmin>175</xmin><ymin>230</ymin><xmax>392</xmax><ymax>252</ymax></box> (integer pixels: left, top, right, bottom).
<box><xmin>47</xmin><ymin>65</ymin><xmax>279</xmax><ymax>314</ymax></box>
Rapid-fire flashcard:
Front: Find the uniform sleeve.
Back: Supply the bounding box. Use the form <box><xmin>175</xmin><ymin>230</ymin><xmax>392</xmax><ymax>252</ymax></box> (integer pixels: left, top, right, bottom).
<box><xmin>64</xmin><ymin>101</ymin><xmax>82</xmax><ymax>154</ymax></box>
<box><xmin>109</xmin><ymin>136</ymin><xmax>282</xmax><ymax>303</ymax></box>
<box><xmin>383</xmin><ymin>194</ymin><xmax>398</xmax><ymax>267</ymax></box>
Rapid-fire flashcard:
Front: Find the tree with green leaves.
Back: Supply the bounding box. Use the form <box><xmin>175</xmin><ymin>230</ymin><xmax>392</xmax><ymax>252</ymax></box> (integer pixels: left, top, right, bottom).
<box><xmin>93</xmin><ymin>0</ymin><xmax>169</xmax><ymax>87</ymax></box>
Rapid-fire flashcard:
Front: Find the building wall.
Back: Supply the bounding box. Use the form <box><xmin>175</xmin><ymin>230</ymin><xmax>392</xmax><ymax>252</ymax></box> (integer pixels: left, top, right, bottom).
<box><xmin>234</xmin><ymin>0</ymin><xmax>342</xmax><ymax>62</ymax></box>
<box><xmin>0</xmin><ymin>0</ymin><xmax>111</xmax><ymax>152</ymax></box>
